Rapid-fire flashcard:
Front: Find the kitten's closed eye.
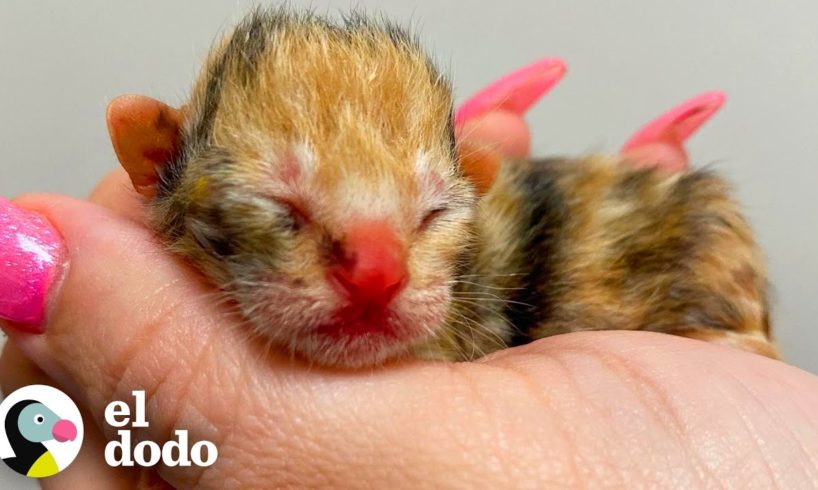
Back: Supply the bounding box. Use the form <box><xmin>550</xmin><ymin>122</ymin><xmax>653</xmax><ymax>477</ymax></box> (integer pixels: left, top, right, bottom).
<box><xmin>419</xmin><ymin>207</ymin><xmax>448</xmax><ymax>231</ymax></box>
<box><xmin>272</xmin><ymin>198</ymin><xmax>310</xmax><ymax>231</ymax></box>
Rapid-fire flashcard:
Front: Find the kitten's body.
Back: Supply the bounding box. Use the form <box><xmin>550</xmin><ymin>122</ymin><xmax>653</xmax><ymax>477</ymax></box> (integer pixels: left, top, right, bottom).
<box><xmin>109</xmin><ymin>8</ymin><xmax>775</xmax><ymax>366</ymax></box>
<box><xmin>424</xmin><ymin>156</ymin><xmax>773</xmax><ymax>360</ymax></box>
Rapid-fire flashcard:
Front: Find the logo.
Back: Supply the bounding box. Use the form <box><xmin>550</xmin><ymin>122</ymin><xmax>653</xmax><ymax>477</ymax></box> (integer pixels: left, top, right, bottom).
<box><xmin>104</xmin><ymin>391</ymin><xmax>218</xmax><ymax>468</ymax></box>
<box><xmin>0</xmin><ymin>385</ymin><xmax>83</xmax><ymax>478</ymax></box>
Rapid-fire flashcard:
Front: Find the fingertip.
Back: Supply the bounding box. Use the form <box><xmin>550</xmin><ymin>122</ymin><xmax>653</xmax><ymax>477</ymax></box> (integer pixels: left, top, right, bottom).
<box><xmin>622</xmin><ymin>91</ymin><xmax>726</xmax><ymax>152</ymax></box>
<box><xmin>620</xmin><ymin>91</ymin><xmax>726</xmax><ymax>172</ymax></box>
<box><xmin>0</xmin><ymin>196</ymin><xmax>68</xmax><ymax>330</ymax></box>
<box><xmin>455</xmin><ymin>57</ymin><xmax>566</xmax><ymax>126</ymax></box>
<box><xmin>88</xmin><ymin>168</ymin><xmax>148</xmax><ymax>222</ymax></box>
<box><xmin>621</xmin><ymin>143</ymin><xmax>689</xmax><ymax>173</ymax></box>
<box><xmin>457</xmin><ymin>111</ymin><xmax>531</xmax><ymax>158</ymax></box>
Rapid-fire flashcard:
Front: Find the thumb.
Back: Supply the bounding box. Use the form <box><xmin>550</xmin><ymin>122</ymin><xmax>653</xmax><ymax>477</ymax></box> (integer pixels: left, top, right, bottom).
<box><xmin>3</xmin><ymin>195</ymin><xmax>818</xmax><ymax>489</ymax></box>
<box><xmin>0</xmin><ymin>193</ymin><xmax>243</xmax><ymax>486</ymax></box>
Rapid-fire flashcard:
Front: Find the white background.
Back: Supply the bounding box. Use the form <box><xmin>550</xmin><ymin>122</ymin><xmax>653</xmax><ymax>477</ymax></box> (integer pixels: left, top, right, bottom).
<box><xmin>1</xmin><ymin>1</ymin><xmax>816</xmax><ymax>487</ymax></box>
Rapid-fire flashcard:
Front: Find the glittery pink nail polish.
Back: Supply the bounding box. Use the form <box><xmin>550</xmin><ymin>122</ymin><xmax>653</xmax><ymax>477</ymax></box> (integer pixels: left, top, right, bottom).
<box><xmin>0</xmin><ymin>197</ymin><xmax>65</xmax><ymax>331</ymax></box>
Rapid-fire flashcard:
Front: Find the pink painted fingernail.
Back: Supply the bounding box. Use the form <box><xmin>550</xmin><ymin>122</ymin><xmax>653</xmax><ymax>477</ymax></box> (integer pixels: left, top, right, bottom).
<box><xmin>622</xmin><ymin>91</ymin><xmax>726</xmax><ymax>152</ymax></box>
<box><xmin>455</xmin><ymin>57</ymin><xmax>567</xmax><ymax>127</ymax></box>
<box><xmin>0</xmin><ymin>197</ymin><xmax>65</xmax><ymax>331</ymax></box>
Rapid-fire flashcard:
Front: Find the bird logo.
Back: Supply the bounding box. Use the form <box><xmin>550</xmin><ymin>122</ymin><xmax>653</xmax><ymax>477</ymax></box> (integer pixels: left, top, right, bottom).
<box><xmin>0</xmin><ymin>385</ymin><xmax>83</xmax><ymax>479</ymax></box>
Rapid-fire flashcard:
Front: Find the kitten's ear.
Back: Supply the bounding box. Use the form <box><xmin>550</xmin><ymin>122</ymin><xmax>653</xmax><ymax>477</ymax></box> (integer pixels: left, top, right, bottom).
<box><xmin>458</xmin><ymin>142</ymin><xmax>501</xmax><ymax>195</ymax></box>
<box><xmin>106</xmin><ymin>95</ymin><xmax>185</xmax><ymax>196</ymax></box>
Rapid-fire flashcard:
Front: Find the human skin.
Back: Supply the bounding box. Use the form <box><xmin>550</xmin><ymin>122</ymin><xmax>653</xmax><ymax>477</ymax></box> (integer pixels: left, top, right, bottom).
<box><xmin>1</xmin><ymin>109</ymin><xmax>817</xmax><ymax>488</ymax></box>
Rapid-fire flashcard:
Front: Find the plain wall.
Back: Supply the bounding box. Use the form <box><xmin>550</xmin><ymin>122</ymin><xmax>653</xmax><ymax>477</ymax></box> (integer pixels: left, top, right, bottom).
<box><xmin>1</xmin><ymin>1</ymin><xmax>816</xmax><ymax>486</ymax></box>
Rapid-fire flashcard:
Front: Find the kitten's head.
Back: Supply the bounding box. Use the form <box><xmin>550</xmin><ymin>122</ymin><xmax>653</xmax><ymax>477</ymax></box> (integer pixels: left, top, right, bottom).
<box><xmin>107</xmin><ymin>10</ymin><xmax>494</xmax><ymax>367</ymax></box>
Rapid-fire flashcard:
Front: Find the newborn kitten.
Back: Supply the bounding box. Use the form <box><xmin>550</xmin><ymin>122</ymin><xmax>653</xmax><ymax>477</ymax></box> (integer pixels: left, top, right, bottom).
<box><xmin>106</xmin><ymin>8</ymin><xmax>775</xmax><ymax>367</ymax></box>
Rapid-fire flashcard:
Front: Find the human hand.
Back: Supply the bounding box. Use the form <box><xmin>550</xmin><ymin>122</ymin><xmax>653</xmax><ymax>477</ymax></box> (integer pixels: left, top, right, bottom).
<box><xmin>1</xmin><ymin>61</ymin><xmax>816</xmax><ymax>490</ymax></box>
<box><xmin>455</xmin><ymin>57</ymin><xmax>726</xmax><ymax>174</ymax></box>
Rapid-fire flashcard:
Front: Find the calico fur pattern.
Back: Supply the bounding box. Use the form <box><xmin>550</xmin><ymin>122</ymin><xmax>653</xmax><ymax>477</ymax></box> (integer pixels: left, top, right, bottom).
<box><xmin>147</xmin><ymin>7</ymin><xmax>775</xmax><ymax>364</ymax></box>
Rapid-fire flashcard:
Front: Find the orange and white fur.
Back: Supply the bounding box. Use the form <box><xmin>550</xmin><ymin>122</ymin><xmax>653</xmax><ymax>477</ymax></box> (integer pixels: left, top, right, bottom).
<box><xmin>106</xmin><ymin>9</ymin><xmax>776</xmax><ymax>367</ymax></box>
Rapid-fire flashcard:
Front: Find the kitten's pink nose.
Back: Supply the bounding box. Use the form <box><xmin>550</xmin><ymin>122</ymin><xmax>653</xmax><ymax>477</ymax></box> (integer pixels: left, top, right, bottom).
<box><xmin>330</xmin><ymin>221</ymin><xmax>408</xmax><ymax>308</ymax></box>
